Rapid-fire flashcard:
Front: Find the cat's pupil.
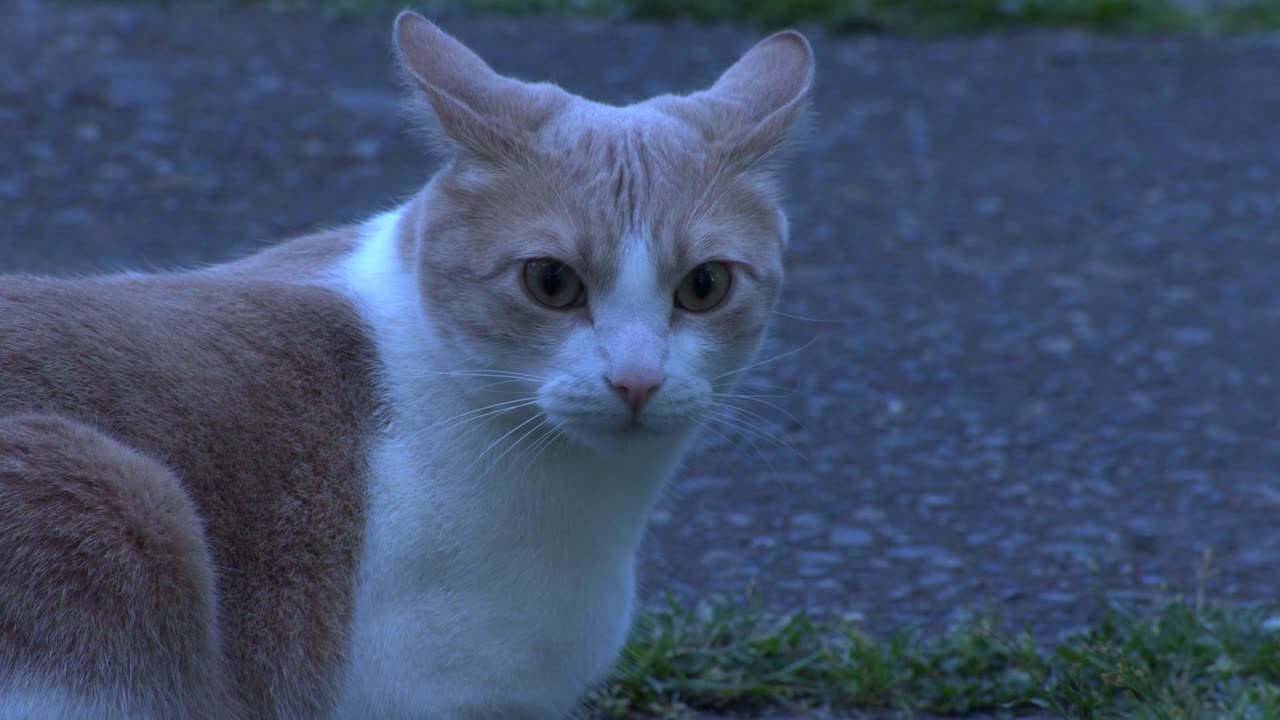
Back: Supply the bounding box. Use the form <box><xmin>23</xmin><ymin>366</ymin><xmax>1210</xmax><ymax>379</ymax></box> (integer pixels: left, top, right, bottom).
<box><xmin>692</xmin><ymin>266</ymin><xmax>714</xmax><ymax>299</ymax></box>
<box><xmin>541</xmin><ymin>265</ymin><xmax>563</xmax><ymax>296</ymax></box>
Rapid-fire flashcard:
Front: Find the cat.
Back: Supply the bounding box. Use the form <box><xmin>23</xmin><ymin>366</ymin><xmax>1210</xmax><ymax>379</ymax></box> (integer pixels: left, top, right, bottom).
<box><xmin>0</xmin><ymin>10</ymin><xmax>813</xmax><ymax>719</ymax></box>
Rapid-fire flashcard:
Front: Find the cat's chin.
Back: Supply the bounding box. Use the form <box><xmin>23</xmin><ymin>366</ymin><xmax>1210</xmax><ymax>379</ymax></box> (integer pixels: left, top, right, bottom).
<box><xmin>559</xmin><ymin>421</ymin><xmax>689</xmax><ymax>457</ymax></box>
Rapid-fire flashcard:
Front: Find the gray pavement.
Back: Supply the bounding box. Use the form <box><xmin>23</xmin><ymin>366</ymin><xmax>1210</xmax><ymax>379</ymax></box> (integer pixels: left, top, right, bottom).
<box><xmin>2</xmin><ymin>2</ymin><xmax>1279</xmax><ymax>643</ymax></box>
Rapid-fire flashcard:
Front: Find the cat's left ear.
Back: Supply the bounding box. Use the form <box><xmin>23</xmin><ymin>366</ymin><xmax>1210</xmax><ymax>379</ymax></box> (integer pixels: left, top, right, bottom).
<box><xmin>392</xmin><ymin>12</ymin><xmax>568</xmax><ymax>163</ymax></box>
<box><xmin>679</xmin><ymin>30</ymin><xmax>815</xmax><ymax>166</ymax></box>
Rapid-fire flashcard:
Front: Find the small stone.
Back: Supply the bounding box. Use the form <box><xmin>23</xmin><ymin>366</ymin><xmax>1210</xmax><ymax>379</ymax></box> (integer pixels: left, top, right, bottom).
<box><xmin>0</xmin><ymin>178</ymin><xmax>23</xmax><ymax>199</ymax></box>
<box><xmin>920</xmin><ymin>493</ymin><xmax>954</xmax><ymax>507</ymax></box>
<box><xmin>253</xmin><ymin>75</ymin><xmax>284</xmax><ymax>93</ymax></box>
<box><xmin>1000</xmin><ymin>587</ymin><xmax>1026</xmax><ymax>602</ymax></box>
<box><xmin>975</xmin><ymin>195</ymin><xmax>1003</xmax><ymax>216</ymax></box>
<box><xmin>648</xmin><ymin>510</ymin><xmax>671</xmax><ymax>527</ymax></box>
<box><xmin>828</xmin><ymin>526</ymin><xmax>873</xmax><ymax>547</ymax></box>
<box><xmin>725</xmin><ymin>512</ymin><xmax>753</xmax><ymax>528</ymax></box>
<box><xmin>699</xmin><ymin>550</ymin><xmax>738</xmax><ymax>569</ymax></box>
<box><xmin>55</xmin><ymin>209</ymin><xmax>91</xmax><ymax>225</ymax></box>
<box><xmin>888</xmin><ymin>545</ymin><xmax>963</xmax><ymax>568</ymax></box>
<box><xmin>302</xmin><ymin>138</ymin><xmax>326</xmax><ymax>158</ymax></box>
<box><xmin>796</xmin><ymin>551</ymin><xmax>843</xmax><ymax>566</ymax></box>
<box><xmin>1257</xmin><ymin>484</ymin><xmax>1280</xmax><ymax>506</ymax></box>
<box><xmin>1038</xmin><ymin>591</ymin><xmax>1076</xmax><ymax>605</ymax></box>
<box><xmin>839</xmin><ymin>609</ymin><xmax>866</xmax><ymax>624</ymax></box>
<box><xmin>788</xmin><ymin>512</ymin><xmax>825</xmax><ymax>539</ymax></box>
<box><xmin>1262</xmin><ymin>617</ymin><xmax>1280</xmax><ymax>632</ymax></box>
<box><xmin>97</xmin><ymin>163</ymin><xmax>132</xmax><ymax>181</ymax></box>
<box><xmin>75</xmin><ymin>123</ymin><xmax>101</xmax><ymax>142</ymax></box>
<box><xmin>798</xmin><ymin>564</ymin><xmax>830</xmax><ymax>578</ymax></box>
<box><xmin>917</xmin><ymin>572</ymin><xmax>952</xmax><ymax>588</ymax></box>
<box><xmin>1172</xmin><ymin>327</ymin><xmax>1213</xmax><ymax>345</ymax></box>
<box><xmin>748</xmin><ymin>535</ymin><xmax>777</xmax><ymax>550</ymax></box>
<box><xmin>25</xmin><ymin>142</ymin><xmax>55</xmax><ymax>160</ymax></box>
<box><xmin>1038</xmin><ymin>336</ymin><xmax>1075</xmax><ymax>356</ymax></box>
<box><xmin>106</xmin><ymin>76</ymin><xmax>173</xmax><ymax>109</ymax></box>
<box><xmin>349</xmin><ymin>138</ymin><xmax>381</xmax><ymax>160</ymax></box>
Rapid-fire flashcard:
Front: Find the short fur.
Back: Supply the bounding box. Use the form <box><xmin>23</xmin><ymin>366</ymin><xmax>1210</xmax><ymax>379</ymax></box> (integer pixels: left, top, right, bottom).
<box><xmin>0</xmin><ymin>13</ymin><xmax>813</xmax><ymax>719</ymax></box>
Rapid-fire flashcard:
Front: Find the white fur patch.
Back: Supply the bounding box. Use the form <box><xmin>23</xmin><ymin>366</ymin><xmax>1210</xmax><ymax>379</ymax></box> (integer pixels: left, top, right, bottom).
<box><xmin>335</xmin><ymin>208</ymin><xmax>689</xmax><ymax>718</ymax></box>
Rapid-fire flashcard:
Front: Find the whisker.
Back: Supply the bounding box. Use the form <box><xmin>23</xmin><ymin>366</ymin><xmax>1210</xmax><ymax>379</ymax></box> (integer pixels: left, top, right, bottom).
<box><xmin>712</xmin><ymin>337</ymin><xmax>819</xmax><ymax>382</ymax></box>
<box><xmin>504</xmin><ymin>416</ymin><xmax>563</xmax><ymax>468</ymax></box>
<box><xmin>412</xmin><ymin>369</ymin><xmax>546</xmax><ymax>382</ymax></box>
<box><xmin>680</xmin><ymin>153</ymin><xmax>732</xmax><ymax>239</ymax></box>
<box><xmin>706</xmin><ymin>406</ymin><xmax>807</xmax><ymax>463</ymax></box>
<box><xmin>772</xmin><ymin>310</ymin><xmax>847</xmax><ymax>326</ymax></box>
<box><xmin>692</xmin><ymin>417</ymin><xmax>736</xmax><ymax>451</ymax></box>
<box><xmin>718</xmin><ymin>378</ymin><xmax>801</xmax><ymax>396</ymax></box>
<box><xmin>482</xmin><ymin>417</ymin><xmax>553</xmax><ymax>475</ymax></box>
<box><xmin>419</xmin><ymin>398</ymin><xmax>540</xmax><ymax>437</ymax></box>
<box><xmin>522</xmin><ymin>421</ymin><xmax>568</xmax><ymax>469</ymax></box>
<box><xmin>697</xmin><ymin>415</ymin><xmax>781</xmax><ymax>476</ymax></box>
<box><xmin>459</xmin><ymin>412</ymin><xmax>546</xmax><ymax>477</ymax></box>
<box><xmin>711</xmin><ymin>393</ymin><xmax>806</xmax><ymax>428</ymax></box>
<box><xmin>711</xmin><ymin>401</ymin><xmax>803</xmax><ymax>445</ymax></box>
<box><xmin>712</xmin><ymin>389</ymin><xmax>792</xmax><ymax>399</ymax></box>
<box><xmin>470</xmin><ymin>378</ymin><xmax>539</xmax><ymax>393</ymax></box>
<box><xmin>688</xmin><ymin>142</ymin><xmax>786</xmax><ymax>232</ymax></box>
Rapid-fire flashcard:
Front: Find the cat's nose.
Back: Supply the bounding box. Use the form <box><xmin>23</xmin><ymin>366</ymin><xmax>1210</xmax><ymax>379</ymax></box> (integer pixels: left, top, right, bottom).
<box><xmin>607</xmin><ymin>371</ymin><xmax>664</xmax><ymax>414</ymax></box>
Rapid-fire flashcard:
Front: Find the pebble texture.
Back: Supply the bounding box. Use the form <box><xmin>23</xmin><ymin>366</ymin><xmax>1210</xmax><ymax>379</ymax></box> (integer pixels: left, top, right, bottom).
<box><xmin>2</xmin><ymin>1</ymin><xmax>1279</xmax><ymax>642</ymax></box>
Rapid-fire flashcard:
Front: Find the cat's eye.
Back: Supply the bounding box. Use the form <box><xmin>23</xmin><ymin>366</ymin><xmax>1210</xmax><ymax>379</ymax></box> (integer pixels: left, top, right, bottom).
<box><xmin>675</xmin><ymin>262</ymin><xmax>731</xmax><ymax>312</ymax></box>
<box><xmin>523</xmin><ymin>259</ymin><xmax>585</xmax><ymax>309</ymax></box>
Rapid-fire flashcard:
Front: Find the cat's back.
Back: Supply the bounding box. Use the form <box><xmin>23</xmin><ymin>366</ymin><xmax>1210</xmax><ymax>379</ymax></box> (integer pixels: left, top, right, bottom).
<box><xmin>0</xmin><ymin>225</ymin><xmax>376</xmax><ymax>430</ymax></box>
<box><xmin>0</xmin><ymin>229</ymin><xmax>383</xmax><ymax>717</ymax></box>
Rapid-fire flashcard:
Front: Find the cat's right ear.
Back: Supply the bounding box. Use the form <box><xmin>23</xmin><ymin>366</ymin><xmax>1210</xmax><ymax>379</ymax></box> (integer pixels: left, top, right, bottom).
<box><xmin>392</xmin><ymin>12</ymin><xmax>567</xmax><ymax>163</ymax></box>
<box><xmin>677</xmin><ymin>30</ymin><xmax>815</xmax><ymax>169</ymax></box>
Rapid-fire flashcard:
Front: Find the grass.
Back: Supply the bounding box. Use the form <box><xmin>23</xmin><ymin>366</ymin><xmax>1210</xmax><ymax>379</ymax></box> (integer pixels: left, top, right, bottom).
<box><xmin>589</xmin><ymin>594</ymin><xmax>1280</xmax><ymax>718</ymax></box>
<box><xmin>168</xmin><ymin>0</ymin><xmax>1280</xmax><ymax>35</ymax></box>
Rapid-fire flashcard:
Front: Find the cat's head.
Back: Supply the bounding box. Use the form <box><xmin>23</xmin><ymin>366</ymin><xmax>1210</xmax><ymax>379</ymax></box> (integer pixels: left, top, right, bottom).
<box><xmin>393</xmin><ymin>13</ymin><xmax>813</xmax><ymax>454</ymax></box>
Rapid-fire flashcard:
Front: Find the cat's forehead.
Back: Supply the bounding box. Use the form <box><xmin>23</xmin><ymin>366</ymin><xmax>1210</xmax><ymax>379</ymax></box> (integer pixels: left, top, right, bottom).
<box><xmin>523</xmin><ymin>101</ymin><xmax>781</xmax><ymax>281</ymax></box>
<box><xmin>546</xmin><ymin>100</ymin><xmax>707</xmax><ymax>182</ymax></box>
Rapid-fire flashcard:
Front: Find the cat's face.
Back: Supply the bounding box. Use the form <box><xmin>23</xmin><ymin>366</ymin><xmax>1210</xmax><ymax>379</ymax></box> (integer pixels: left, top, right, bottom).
<box><xmin>394</xmin><ymin>14</ymin><xmax>812</xmax><ymax>453</ymax></box>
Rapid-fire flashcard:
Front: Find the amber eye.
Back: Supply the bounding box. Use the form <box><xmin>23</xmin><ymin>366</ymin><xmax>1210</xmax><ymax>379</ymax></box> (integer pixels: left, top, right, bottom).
<box><xmin>675</xmin><ymin>262</ymin><xmax>731</xmax><ymax>312</ymax></box>
<box><xmin>523</xmin><ymin>259</ymin><xmax>584</xmax><ymax>309</ymax></box>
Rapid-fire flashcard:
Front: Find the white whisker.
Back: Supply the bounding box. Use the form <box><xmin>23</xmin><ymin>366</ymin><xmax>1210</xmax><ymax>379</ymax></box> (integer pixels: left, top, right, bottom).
<box><xmin>698</xmin><ymin>415</ymin><xmax>780</xmax><ymax>476</ymax></box>
<box><xmin>459</xmin><ymin>412</ymin><xmax>546</xmax><ymax>477</ymax></box>
<box><xmin>712</xmin><ymin>337</ymin><xmax>818</xmax><ymax>382</ymax></box>
<box><xmin>711</xmin><ymin>393</ymin><xmax>806</xmax><ymax>428</ymax></box>
<box><xmin>417</xmin><ymin>398</ymin><xmax>540</xmax><ymax>437</ymax></box>
<box><xmin>705</xmin><ymin>406</ymin><xmax>807</xmax><ymax>463</ymax></box>
<box><xmin>772</xmin><ymin>310</ymin><xmax>847</xmax><ymax>326</ymax></box>
<box><xmin>687</xmin><ymin>142</ymin><xmax>786</xmax><ymax>232</ymax></box>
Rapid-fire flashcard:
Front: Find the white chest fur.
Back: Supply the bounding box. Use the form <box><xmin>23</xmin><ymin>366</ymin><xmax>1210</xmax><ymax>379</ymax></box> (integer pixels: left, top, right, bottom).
<box><xmin>334</xmin><ymin>210</ymin><xmax>683</xmax><ymax>719</ymax></box>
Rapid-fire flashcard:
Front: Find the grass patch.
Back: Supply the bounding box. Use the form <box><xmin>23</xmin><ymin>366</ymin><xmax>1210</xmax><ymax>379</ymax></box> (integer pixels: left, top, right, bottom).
<box><xmin>140</xmin><ymin>0</ymin><xmax>1280</xmax><ymax>35</ymax></box>
<box><xmin>589</xmin><ymin>594</ymin><xmax>1280</xmax><ymax>718</ymax></box>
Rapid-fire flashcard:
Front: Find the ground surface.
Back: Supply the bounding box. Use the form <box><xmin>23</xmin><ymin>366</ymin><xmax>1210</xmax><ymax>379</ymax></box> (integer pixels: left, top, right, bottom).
<box><xmin>3</xmin><ymin>0</ymin><xmax>1279</xmax><ymax>649</ymax></box>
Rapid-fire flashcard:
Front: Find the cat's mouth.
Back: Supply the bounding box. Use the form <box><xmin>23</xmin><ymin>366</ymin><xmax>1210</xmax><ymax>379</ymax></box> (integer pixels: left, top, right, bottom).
<box><xmin>610</xmin><ymin>417</ymin><xmax>661</xmax><ymax>435</ymax></box>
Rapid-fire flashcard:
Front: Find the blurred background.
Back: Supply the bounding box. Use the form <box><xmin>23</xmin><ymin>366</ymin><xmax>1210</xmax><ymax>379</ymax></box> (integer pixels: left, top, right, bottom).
<box><xmin>3</xmin><ymin>0</ymin><xmax>1280</xmax><ymax>710</ymax></box>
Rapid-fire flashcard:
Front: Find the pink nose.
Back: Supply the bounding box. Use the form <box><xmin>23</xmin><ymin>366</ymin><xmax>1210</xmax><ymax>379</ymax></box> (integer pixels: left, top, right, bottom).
<box><xmin>607</xmin><ymin>372</ymin><xmax>664</xmax><ymax>413</ymax></box>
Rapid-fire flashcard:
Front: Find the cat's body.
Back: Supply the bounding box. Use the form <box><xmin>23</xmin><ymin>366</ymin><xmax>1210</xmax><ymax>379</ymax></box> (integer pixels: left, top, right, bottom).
<box><xmin>0</xmin><ymin>13</ymin><xmax>812</xmax><ymax>719</ymax></box>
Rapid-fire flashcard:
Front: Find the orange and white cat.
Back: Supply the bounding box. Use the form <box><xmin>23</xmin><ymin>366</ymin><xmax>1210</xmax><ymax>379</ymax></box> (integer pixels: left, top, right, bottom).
<box><xmin>0</xmin><ymin>11</ymin><xmax>813</xmax><ymax>719</ymax></box>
